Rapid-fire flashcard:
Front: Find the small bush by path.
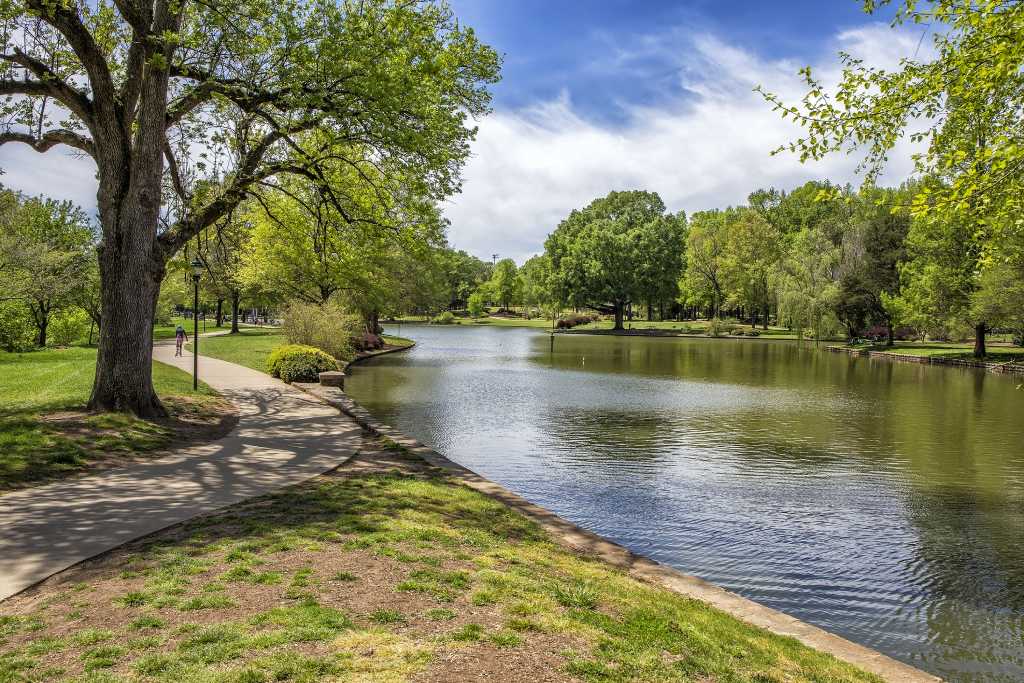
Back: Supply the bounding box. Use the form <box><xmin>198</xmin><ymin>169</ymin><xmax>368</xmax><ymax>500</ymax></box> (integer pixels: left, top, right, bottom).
<box><xmin>0</xmin><ymin>445</ymin><xmax>881</xmax><ymax>682</ymax></box>
<box><xmin>0</xmin><ymin>347</ymin><xmax>234</xmax><ymax>493</ymax></box>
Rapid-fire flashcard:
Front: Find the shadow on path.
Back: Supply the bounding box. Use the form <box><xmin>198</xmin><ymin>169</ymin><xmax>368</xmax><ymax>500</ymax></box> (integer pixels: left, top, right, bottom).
<box><xmin>0</xmin><ymin>339</ymin><xmax>370</xmax><ymax>601</ymax></box>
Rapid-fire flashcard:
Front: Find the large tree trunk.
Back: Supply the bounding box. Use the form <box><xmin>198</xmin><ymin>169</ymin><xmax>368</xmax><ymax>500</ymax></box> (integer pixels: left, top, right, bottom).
<box><xmin>215</xmin><ymin>298</ymin><xmax>224</xmax><ymax>327</ymax></box>
<box><xmin>230</xmin><ymin>291</ymin><xmax>240</xmax><ymax>333</ymax></box>
<box><xmin>613</xmin><ymin>302</ymin><xmax>624</xmax><ymax>330</ymax></box>
<box><xmin>88</xmin><ymin>244</ymin><xmax>166</xmax><ymax>416</ymax></box>
<box><xmin>973</xmin><ymin>321</ymin><xmax>987</xmax><ymax>359</ymax></box>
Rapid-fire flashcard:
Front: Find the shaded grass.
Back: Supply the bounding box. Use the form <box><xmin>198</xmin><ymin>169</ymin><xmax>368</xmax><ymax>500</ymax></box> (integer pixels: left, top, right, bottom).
<box><xmin>0</xmin><ymin>347</ymin><xmax>223</xmax><ymax>492</ymax></box>
<box><xmin>0</xmin><ymin>450</ymin><xmax>882</xmax><ymax>683</ymax></box>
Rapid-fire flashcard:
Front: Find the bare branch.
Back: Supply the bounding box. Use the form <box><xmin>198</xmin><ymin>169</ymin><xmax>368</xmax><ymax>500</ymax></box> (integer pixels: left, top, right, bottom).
<box><xmin>0</xmin><ymin>129</ymin><xmax>96</xmax><ymax>156</ymax></box>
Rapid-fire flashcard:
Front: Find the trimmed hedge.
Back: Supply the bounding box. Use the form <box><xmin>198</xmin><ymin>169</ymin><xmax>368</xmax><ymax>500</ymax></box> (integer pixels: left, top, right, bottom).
<box><xmin>266</xmin><ymin>344</ymin><xmax>338</xmax><ymax>383</ymax></box>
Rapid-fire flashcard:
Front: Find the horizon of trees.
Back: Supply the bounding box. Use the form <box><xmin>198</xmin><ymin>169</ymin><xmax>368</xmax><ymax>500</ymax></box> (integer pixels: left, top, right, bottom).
<box><xmin>3</xmin><ymin>0</ymin><xmax>1024</xmax><ymax>418</ymax></box>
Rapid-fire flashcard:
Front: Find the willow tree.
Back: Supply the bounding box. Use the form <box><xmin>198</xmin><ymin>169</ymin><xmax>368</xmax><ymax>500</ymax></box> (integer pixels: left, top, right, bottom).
<box><xmin>0</xmin><ymin>0</ymin><xmax>499</xmax><ymax>414</ymax></box>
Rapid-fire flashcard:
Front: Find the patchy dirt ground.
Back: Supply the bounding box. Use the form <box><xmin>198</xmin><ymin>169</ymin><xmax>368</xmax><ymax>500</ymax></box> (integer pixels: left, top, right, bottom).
<box><xmin>0</xmin><ymin>445</ymin><xmax>880</xmax><ymax>683</ymax></box>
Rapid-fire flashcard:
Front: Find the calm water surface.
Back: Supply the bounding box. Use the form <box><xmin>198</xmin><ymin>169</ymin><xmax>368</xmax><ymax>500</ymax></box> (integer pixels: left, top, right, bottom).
<box><xmin>346</xmin><ymin>325</ymin><xmax>1024</xmax><ymax>681</ymax></box>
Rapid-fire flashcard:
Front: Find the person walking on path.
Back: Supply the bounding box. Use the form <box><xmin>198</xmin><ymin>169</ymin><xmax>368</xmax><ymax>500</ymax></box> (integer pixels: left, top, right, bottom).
<box><xmin>175</xmin><ymin>324</ymin><xmax>188</xmax><ymax>356</ymax></box>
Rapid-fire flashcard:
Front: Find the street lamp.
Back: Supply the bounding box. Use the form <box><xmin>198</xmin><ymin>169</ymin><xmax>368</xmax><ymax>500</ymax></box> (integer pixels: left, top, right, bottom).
<box><xmin>190</xmin><ymin>257</ymin><xmax>203</xmax><ymax>390</ymax></box>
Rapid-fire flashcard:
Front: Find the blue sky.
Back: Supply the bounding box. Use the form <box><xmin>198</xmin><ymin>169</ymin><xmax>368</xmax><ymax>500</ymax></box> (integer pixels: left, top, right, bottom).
<box><xmin>451</xmin><ymin>0</ymin><xmax>879</xmax><ymax>124</ymax></box>
<box><xmin>0</xmin><ymin>1</ymin><xmax>923</xmax><ymax>263</ymax></box>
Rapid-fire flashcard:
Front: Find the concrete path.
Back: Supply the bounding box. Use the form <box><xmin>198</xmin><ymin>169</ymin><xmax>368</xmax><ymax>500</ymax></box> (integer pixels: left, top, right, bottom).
<box><xmin>0</xmin><ymin>338</ymin><xmax>369</xmax><ymax>602</ymax></box>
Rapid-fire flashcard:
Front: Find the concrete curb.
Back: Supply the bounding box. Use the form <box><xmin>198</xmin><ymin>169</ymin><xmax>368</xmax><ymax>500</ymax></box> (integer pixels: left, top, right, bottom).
<box><xmin>827</xmin><ymin>344</ymin><xmax>1024</xmax><ymax>376</ymax></box>
<box><xmin>294</xmin><ymin>359</ymin><xmax>940</xmax><ymax>683</ymax></box>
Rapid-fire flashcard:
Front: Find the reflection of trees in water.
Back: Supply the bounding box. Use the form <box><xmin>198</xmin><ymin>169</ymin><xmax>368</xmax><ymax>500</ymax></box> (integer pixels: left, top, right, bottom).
<box><xmin>537</xmin><ymin>408</ymin><xmax>673</xmax><ymax>463</ymax></box>
<box><xmin>902</xmin><ymin>482</ymin><xmax>1024</xmax><ymax>681</ymax></box>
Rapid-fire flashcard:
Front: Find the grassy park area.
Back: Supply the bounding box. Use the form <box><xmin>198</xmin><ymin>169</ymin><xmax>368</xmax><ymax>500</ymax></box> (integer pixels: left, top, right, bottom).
<box><xmin>0</xmin><ymin>447</ymin><xmax>879</xmax><ymax>683</ymax></box>
<box><xmin>189</xmin><ymin>329</ymin><xmax>414</xmax><ymax>375</ymax></box>
<box><xmin>0</xmin><ymin>347</ymin><xmax>232</xmax><ymax>493</ymax></box>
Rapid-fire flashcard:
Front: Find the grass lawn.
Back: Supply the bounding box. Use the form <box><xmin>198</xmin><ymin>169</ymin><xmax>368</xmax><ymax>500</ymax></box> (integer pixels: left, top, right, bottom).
<box><xmin>0</xmin><ymin>347</ymin><xmax>231</xmax><ymax>493</ymax></box>
<box><xmin>187</xmin><ymin>328</ymin><xmax>286</xmax><ymax>374</ymax></box>
<box><xmin>0</xmin><ymin>446</ymin><xmax>880</xmax><ymax>683</ymax></box>
<box><xmin>852</xmin><ymin>342</ymin><xmax>1024</xmax><ymax>362</ymax></box>
<box><xmin>380</xmin><ymin>335</ymin><xmax>414</xmax><ymax>348</ymax></box>
<box><xmin>192</xmin><ymin>330</ymin><xmax>415</xmax><ymax>376</ymax></box>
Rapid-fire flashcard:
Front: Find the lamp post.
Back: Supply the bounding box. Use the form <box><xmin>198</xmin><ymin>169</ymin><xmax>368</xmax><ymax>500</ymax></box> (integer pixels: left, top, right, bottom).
<box><xmin>190</xmin><ymin>257</ymin><xmax>203</xmax><ymax>391</ymax></box>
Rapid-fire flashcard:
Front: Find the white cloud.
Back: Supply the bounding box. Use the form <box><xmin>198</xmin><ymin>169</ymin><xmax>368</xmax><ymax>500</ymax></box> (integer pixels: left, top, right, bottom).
<box><xmin>0</xmin><ymin>22</ymin><xmax>929</xmax><ymax>262</ymax></box>
<box><xmin>0</xmin><ymin>142</ymin><xmax>97</xmax><ymax>216</ymax></box>
<box><xmin>444</xmin><ymin>22</ymin><xmax>929</xmax><ymax>263</ymax></box>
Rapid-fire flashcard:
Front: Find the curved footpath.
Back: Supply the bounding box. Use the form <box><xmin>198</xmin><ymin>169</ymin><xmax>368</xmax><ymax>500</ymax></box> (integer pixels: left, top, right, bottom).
<box><xmin>0</xmin><ymin>337</ymin><xmax>372</xmax><ymax>602</ymax></box>
<box><xmin>0</xmin><ymin>337</ymin><xmax>938</xmax><ymax>682</ymax></box>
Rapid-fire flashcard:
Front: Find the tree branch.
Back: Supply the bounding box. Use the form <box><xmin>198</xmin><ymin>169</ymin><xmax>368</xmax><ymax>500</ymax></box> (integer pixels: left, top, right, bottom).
<box><xmin>0</xmin><ymin>50</ymin><xmax>94</xmax><ymax>124</ymax></box>
<box><xmin>0</xmin><ymin>130</ymin><xmax>96</xmax><ymax>156</ymax></box>
<box><xmin>24</xmin><ymin>0</ymin><xmax>118</xmax><ymax>124</ymax></box>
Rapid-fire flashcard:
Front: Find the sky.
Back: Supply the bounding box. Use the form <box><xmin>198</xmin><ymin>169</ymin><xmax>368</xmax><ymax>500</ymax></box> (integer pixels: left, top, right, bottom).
<box><xmin>0</xmin><ymin>0</ymin><xmax>930</xmax><ymax>264</ymax></box>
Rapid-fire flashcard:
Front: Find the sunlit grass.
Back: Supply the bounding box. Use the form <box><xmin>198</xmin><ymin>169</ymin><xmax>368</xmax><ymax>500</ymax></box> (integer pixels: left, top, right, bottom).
<box><xmin>186</xmin><ymin>327</ymin><xmax>285</xmax><ymax>374</ymax></box>
<box><xmin>0</xmin><ymin>456</ymin><xmax>881</xmax><ymax>682</ymax></box>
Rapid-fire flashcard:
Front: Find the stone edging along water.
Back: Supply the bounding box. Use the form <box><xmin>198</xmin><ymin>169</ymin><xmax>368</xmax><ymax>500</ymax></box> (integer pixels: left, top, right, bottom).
<box><xmin>827</xmin><ymin>344</ymin><xmax>1024</xmax><ymax>376</ymax></box>
<box><xmin>295</xmin><ymin>346</ymin><xmax>940</xmax><ymax>683</ymax></box>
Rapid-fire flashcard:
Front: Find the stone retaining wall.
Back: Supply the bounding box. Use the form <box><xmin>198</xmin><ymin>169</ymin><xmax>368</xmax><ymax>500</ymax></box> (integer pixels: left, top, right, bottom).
<box><xmin>827</xmin><ymin>345</ymin><xmax>1024</xmax><ymax>375</ymax></box>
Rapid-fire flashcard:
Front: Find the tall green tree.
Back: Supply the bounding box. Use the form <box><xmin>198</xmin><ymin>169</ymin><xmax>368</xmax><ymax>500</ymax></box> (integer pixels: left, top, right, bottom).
<box><xmin>760</xmin><ymin>1</ymin><xmax>1024</xmax><ymax>356</ymax></box>
<box><xmin>488</xmin><ymin>258</ymin><xmax>519</xmax><ymax>310</ymax></box>
<box><xmin>440</xmin><ymin>249</ymin><xmax>491</xmax><ymax>310</ymax></box>
<box><xmin>680</xmin><ymin>210</ymin><xmax>728</xmax><ymax>319</ymax></box>
<box><xmin>835</xmin><ymin>189</ymin><xmax>911</xmax><ymax>343</ymax></box>
<box><xmin>777</xmin><ymin>226</ymin><xmax>841</xmax><ymax>343</ymax></box>
<box><xmin>635</xmin><ymin>211</ymin><xmax>686</xmax><ymax>321</ymax></box>
<box><xmin>546</xmin><ymin>190</ymin><xmax>670</xmax><ymax>329</ymax></box>
<box><xmin>5</xmin><ymin>195</ymin><xmax>94</xmax><ymax>347</ymax></box>
<box><xmin>721</xmin><ymin>209</ymin><xmax>780</xmax><ymax>328</ymax></box>
<box><xmin>0</xmin><ymin>0</ymin><xmax>499</xmax><ymax>414</ymax></box>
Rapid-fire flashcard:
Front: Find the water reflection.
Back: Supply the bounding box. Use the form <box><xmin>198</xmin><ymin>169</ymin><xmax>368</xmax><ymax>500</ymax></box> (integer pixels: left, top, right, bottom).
<box><xmin>346</xmin><ymin>325</ymin><xmax>1024</xmax><ymax>682</ymax></box>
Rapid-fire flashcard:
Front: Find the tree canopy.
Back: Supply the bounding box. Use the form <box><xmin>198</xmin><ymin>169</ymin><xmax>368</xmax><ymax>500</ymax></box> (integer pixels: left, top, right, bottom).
<box><xmin>0</xmin><ymin>0</ymin><xmax>500</xmax><ymax>414</ymax></box>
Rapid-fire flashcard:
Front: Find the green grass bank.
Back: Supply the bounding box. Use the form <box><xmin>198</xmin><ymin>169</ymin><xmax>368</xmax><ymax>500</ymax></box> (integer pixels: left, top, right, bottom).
<box><xmin>0</xmin><ymin>347</ymin><xmax>231</xmax><ymax>493</ymax></box>
<box><xmin>189</xmin><ymin>329</ymin><xmax>414</xmax><ymax>376</ymax></box>
<box><xmin>0</xmin><ymin>445</ymin><xmax>881</xmax><ymax>683</ymax></box>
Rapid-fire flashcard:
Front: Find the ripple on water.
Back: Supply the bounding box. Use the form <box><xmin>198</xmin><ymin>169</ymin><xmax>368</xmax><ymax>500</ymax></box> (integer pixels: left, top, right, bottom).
<box><xmin>347</xmin><ymin>326</ymin><xmax>1024</xmax><ymax>682</ymax></box>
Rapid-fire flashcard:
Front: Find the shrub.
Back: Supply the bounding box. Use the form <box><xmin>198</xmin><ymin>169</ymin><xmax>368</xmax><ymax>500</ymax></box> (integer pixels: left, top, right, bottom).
<box><xmin>747</xmin><ymin>329</ymin><xmax>761</xmax><ymax>337</ymax></box>
<box><xmin>267</xmin><ymin>345</ymin><xmax>338</xmax><ymax>383</ymax></box>
<box><xmin>706</xmin><ymin>319</ymin><xmax>730</xmax><ymax>337</ymax></box>
<box><xmin>467</xmin><ymin>291</ymin><xmax>486</xmax><ymax>319</ymax></box>
<box><xmin>555</xmin><ymin>312</ymin><xmax>599</xmax><ymax>329</ymax></box>
<box><xmin>0</xmin><ymin>301</ymin><xmax>36</xmax><ymax>351</ymax></box>
<box><xmin>430</xmin><ymin>311</ymin><xmax>456</xmax><ymax>325</ymax></box>
<box><xmin>281</xmin><ymin>300</ymin><xmax>359</xmax><ymax>361</ymax></box>
<box><xmin>351</xmin><ymin>332</ymin><xmax>383</xmax><ymax>352</ymax></box>
<box><xmin>50</xmin><ymin>308</ymin><xmax>90</xmax><ymax>346</ymax></box>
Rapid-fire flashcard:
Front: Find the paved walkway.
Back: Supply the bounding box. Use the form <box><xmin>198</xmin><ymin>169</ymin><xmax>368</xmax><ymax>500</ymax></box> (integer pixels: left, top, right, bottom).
<box><xmin>0</xmin><ymin>338</ymin><xmax>369</xmax><ymax>602</ymax></box>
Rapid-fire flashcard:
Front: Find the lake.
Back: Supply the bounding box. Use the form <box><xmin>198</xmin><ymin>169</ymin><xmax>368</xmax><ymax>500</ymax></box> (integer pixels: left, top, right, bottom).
<box><xmin>346</xmin><ymin>325</ymin><xmax>1024</xmax><ymax>682</ymax></box>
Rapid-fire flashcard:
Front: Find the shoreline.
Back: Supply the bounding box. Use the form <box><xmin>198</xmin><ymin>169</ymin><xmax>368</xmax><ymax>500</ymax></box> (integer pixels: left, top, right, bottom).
<box><xmin>299</xmin><ymin>344</ymin><xmax>939</xmax><ymax>683</ymax></box>
<box><xmin>828</xmin><ymin>344</ymin><xmax>1024</xmax><ymax>376</ymax></box>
